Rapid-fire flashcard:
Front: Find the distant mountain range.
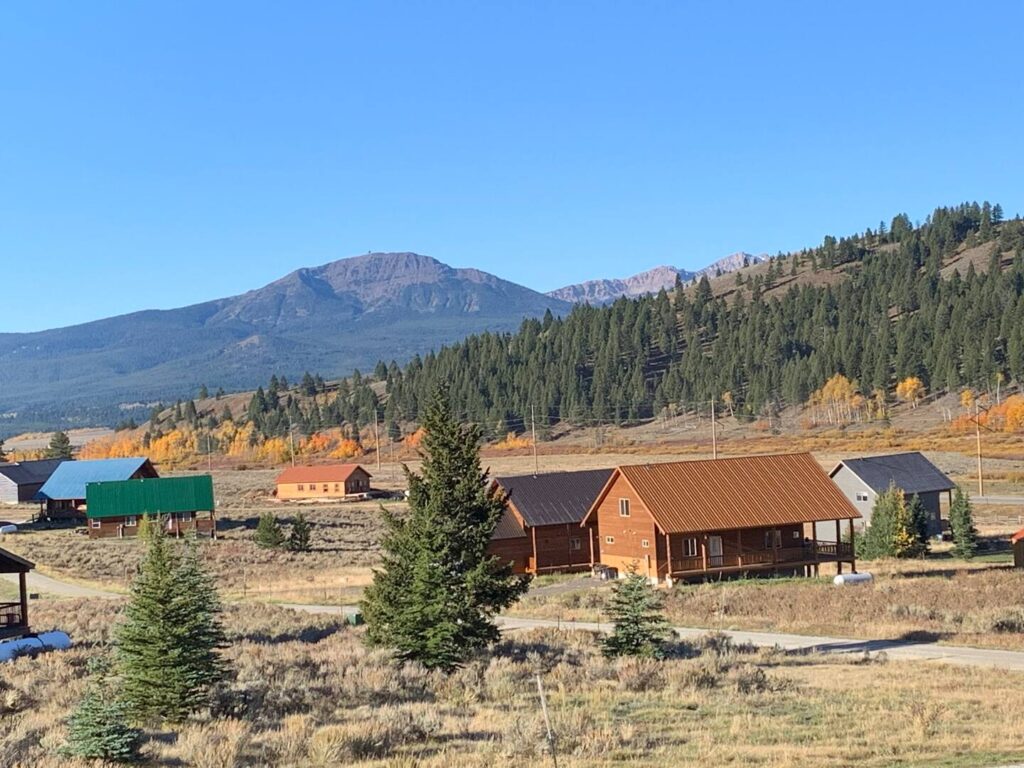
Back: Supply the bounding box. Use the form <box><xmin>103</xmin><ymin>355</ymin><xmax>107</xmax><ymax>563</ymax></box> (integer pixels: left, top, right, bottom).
<box><xmin>547</xmin><ymin>252</ymin><xmax>764</xmax><ymax>305</ymax></box>
<box><xmin>0</xmin><ymin>249</ymin><xmax>761</xmax><ymax>433</ymax></box>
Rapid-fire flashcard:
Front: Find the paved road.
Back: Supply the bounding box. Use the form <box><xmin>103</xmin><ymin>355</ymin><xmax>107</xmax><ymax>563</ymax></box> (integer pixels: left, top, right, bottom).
<box><xmin>15</xmin><ymin>573</ymin><xmax>1024</xmax><ymax>672</ymax></box>
<box><xmin>976</xmin><ymin>495</ymin><xmax>1024</xmax><ymax>506</ymax></box>
<box><xmin>496</xmin><ymin>616</ymin><xmax>1024</xmax><ymax>671</ymax></box>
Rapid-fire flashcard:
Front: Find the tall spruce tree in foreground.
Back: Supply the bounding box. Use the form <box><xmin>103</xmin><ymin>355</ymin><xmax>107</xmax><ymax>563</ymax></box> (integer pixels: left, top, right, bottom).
<box><xmin>602</xmin><ymin>568</ymin><xmax>672</xmax><ymax>659</ymax></box>
<box><xmin>116</xmin><ymin>526</ymin><xmax>227</xmax><ymax>723</ymax></box>
<box><xmin>64</xmin><ymin>657</ymin><xmax>142</xmax><ymax>763</ymax></box>
<box><xmin>361</xmin><ymin>387</ymin><xmax>530</xmax><ymax>672</ymax></box>
<box><xmin>949</xmin><ymin>486</ymin><xmax>979</xmax><ymax>559</ymax></box>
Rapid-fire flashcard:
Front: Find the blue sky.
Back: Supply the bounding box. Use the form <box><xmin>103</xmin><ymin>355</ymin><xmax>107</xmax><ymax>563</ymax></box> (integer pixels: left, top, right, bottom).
<box><xmin>2</xmin><ymin>1</ymin><xmax>1022</xmax><ymax>332</ymax></box>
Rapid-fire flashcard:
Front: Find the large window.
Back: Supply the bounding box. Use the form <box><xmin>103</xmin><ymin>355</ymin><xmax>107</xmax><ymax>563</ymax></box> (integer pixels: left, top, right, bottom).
<box><xmin>618</xmin><ymin>499</ymin><xmax>630</xmax><ymax>517</ymax></box>
<box><xmin>124</xmin><ymin>516</ymin><xmax>137</xmax><ymax>527</ymax></box>
<box><xmin>570</xmin><ymin>537</ymin><xmax>581</xmax><ymax>551</ymax></box>
<box><xmin>684</xmin><ymin>537</ymin><xmax>698</xmax><ymax>557</ymax></box>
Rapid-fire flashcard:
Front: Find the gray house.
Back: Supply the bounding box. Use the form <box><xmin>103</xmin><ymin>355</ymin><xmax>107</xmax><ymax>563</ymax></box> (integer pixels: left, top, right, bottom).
<box><xmin>0</xmin><ymin>459</ymin><xmax>67</xmax><ymax>505</ymax></box>
<box><xmin>819</xmin><ymin>452</ymin><xmax>955</xmax><ymax>540</ymax></box>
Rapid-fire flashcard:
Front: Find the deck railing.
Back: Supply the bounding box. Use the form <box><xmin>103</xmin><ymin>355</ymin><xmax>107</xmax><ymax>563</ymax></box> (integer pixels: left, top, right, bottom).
<box><xmin>668</xmin><ymin>539</ymin><xmax>854</xmax><ymax>574</ymax></box>
<box><xmin>0</xmin><ymin>602</ymin><xmax>25</xmax><ymax>628</ymax></box>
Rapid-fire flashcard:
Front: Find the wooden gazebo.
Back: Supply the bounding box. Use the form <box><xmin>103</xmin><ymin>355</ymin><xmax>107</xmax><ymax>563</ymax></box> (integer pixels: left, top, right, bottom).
<box><xmin>0</xmin><ymin>547</ymin><xmax>34</xmax><ymax>640</ymax></box>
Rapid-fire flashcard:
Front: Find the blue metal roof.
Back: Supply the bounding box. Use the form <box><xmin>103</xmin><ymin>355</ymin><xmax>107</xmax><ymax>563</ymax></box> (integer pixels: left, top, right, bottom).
<box><xmin>35</xmin><ymin>458</ymin><xmax>155</xmax><ymax>501</ymax></box>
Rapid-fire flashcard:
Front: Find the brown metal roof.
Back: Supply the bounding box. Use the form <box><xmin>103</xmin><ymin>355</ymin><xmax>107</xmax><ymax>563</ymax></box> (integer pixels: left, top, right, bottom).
<box><xmin>0</xmin><ymin>547</ymin><xmax>34</xmax><ymax>574</ymax></box>
<box><xmin>600</xmin><ymin>452</ymin><xmax>860</xmax><ymax>534</ymax></box>
<box><xmin>276</xmin><ymin>464</ymin><xmax>371</xmax><ymax>485</ymax></box>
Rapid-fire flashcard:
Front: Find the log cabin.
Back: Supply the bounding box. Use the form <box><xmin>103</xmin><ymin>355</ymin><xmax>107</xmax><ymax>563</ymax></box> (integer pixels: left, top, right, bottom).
<box><xmin>489</xmin><ymin>469</ymin><xmax>611</xmax><ymax>575</ymax></box>
<box><xmin>0</xmin><ymin>547</ymin><xmax>33</xmax><ymax>640</ymax></box>
<box><xmin>85</xmin><ymin>475</ymin><xmax>216</xmax><ymax>539</ymax></box>
<box><xmin>582</xmin><ymin>453</ymin><xmax>860</xmax><ymax>583</ymax></box>
<box><xmin>275</xmin><ymin>464</ymin><xmax>372</xmax><ymax>500</ymax></box>
<box><xmin>35</xmin><ymin>457</ymin><xmax>158</xmax><ymax>519</ymax></box>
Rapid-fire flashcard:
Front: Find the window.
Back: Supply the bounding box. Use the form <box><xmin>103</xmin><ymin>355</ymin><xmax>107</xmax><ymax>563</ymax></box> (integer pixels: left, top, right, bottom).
<box><xmin>618</xmin><ymin>498</ymin><xmax>630</xmax><ymax>517</ymax></box>
<box><xmin>124</xmin><ymin>516</ymin><xmax>137</xmax><ymax>527</ymax></box>
<box><xmin>684</xmin><ymin>538</ymin><xmax>698</xmax><ymax>557</ymax></box>
<box><xmin>323</xmin><ymin>484</ymin><xmax>329</xmax><ymax>492</ymax></box>
<box><xmin>570</xmin><ymin>537</ymin><xmax>581</xmax><ymax>551</ymax></box>
<box><xmin>764</xmin><ymin>529</ymin><xmax>783</xmax><ymax>549</ymax></box>
<box><xmin>297</xmin><ymin>484</ymin><xmax>305</xmax><ymax>491</ymax></box>
<box><xmin>641</xmin><ymin>539</ymin><xmax>650</xmax><ymax>549</ymax></box>
<box><xmin>605</xmin><ymin>535</ymin><xmax>615</xmax><ymax>545</ymax></box>
<box><xmin>856</xmin><ymin>492</ymin><xmax>870</xmax><ymax>502</ymax></box>
<box><xmin>180</xmin><ymin>512</ymin><xmax>192</xmax><ymax>522</ymax></box>
<box><xmin>90</xmin><ymin>519</ymin><xmax>101</xmax><ymax>529</ymax></box>
<box><xmin>334</xmin><ymin>484</ymin><xmax>340</xmax><ymax>492</ymax></box>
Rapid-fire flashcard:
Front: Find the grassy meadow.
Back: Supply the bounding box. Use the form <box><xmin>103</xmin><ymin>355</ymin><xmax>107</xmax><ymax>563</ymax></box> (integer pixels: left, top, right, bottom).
<box><xmin>3</xmin><ymin>599</ymin><xmax>1024</xmax><ymax>768</ymax></box>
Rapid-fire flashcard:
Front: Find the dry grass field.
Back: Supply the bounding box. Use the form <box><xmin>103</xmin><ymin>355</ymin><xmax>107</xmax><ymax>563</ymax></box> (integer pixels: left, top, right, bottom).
<box><xmin>3</xmin><ymin>598</ymin><xmax>1024</xmax><ymax>768</ymax></box>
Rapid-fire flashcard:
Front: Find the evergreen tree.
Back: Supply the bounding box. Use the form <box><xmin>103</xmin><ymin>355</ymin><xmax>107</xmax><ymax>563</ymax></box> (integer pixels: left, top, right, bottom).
<box><xmin>198</xmin><ymin>384</ymin><xmax>209</xmax><ymax>399</ymax></box>
<box><xmin>890</xmin><ymin>490</ymin><xmax>921</xmax><ymax>557</ymax></box>
<box><xmin>0</xmin><ymin>439</ymin><xmax>5</xmax><ymax>462</ymax></box>
<box><xmin>906</xmin><ymin>493</ymin><xmax>931</xmax><ymax>554</ymax></box>
<box><xmin>254</xmin><ymin>512</ymin><xmax>285</xmax><ymax>549</ymax></box>
<box><xmin>858</xmin><ymin>486</ymin><xmax>898</xmax><ymax>559</ymax></box>
<box><xmin>361</xmin><ymin>388</ymin><xmax>530</xmax><ymax>671</ymax></box>
<box><xmin>115</xmin><ymin>526</ymin><xmax>227</xmax><ymax>723</ymax></box>
<box><xmin>63</xmin><ymin>658</ymin><xmax>142</xmax><ymax>763</ymax></box>
<box><xmin>45</xmin><ymin>431</ymin><xmax>73</xmax><ymax>459</ymax></box>
<box><xmin>949</xmin><ymin>486</ymin><xmax>979</xmax><ymax>559</ymax></box>
<box><xmin>287</xmin><ymin>513</ymin><xmax>312</xmax><ymax>552</ymax></box>
<box><xmin>601</xmin><ymin>568</ymin><xmax>672</xmax><ymax>659</ymax></box>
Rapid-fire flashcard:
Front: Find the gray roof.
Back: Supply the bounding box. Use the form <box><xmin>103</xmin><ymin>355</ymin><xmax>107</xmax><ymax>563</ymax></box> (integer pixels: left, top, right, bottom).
<box><xmin>0</xmin><ymin>459</ymin><xmax>67</xmax><ymax>487</ymax></box>
<box><xmin>495</xmin><ymin>468</ymin><xmax>612</xmax><ymax>527</ymax></box>
<box><xmin>492</xmin><ymin>508</ymin><xmax>527</xmax><ymax>540</ymax></box>
<box><xmin>833</xmin><ymin>452</ymin><xmax>955</xmax><ymax>496</ymax></box>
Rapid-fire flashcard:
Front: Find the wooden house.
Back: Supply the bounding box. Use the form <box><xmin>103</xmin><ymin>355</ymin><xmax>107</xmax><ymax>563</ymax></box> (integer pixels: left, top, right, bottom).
<box><xmin>275</xmin><ymin>464</ymin><xmax>372</xmax><ymax>500</ymax></box>
<box><xmin>0</xmin><ymin>547</ymin><xmax>34</xmax><ymax>640</ymax></box>
<box><xmin>0</xmin><ymin>459</ymin><xmax>66</xmax><ymax>505</ymax></box>
<box><xmin>1012</xmin><ymin>528</ymin><xmax>1024</xmax><ymax>569</ymax></box>
<box><xmin>582</xmin><ymin>453</ymin><xmax>860</xmax><ymax>583</ymax></box>
<box><xmin>822</xmin><ymin>452</ymin><xmax>954</xmax><ymax>539</ymax></box>
<box><xmin>35</xmin><ymin>457</ymin><xmax>158</xmax><ymax>519</ymax></box>
<box><xmin>489</xmin><ymin>469</ymin><xmax>611</xmax><ymax>575</ymax></box>
<box><xmin>85</xmin><ymin>475</ymin><xmax>216</xmax><ymax>539</ymax></box>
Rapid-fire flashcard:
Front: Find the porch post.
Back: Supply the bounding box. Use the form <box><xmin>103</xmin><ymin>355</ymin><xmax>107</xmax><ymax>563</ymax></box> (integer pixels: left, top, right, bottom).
<box><xmin>736</xmin><ymin>529</ymin><xmax>743</xmax><ymax>567</ymax></box>
<box><xmin>566</xmin><ymin>523</ymin><xmax>572</xmax><ymax>567</ymax></box>
<box><xmin>664</xmin><ymin>532</ymin><xmax>671</xmax><ymax>578</ymax></box>
<box><xmin>835</xmin><ymin>518</ymin><xmax>843</xmax><ymax>574</ymax></box>
<box><xmin>849</xmin><ymin>518</ymin><xmax>856</xmax><ymax>573</ymax></box>
<box><xmin>588</xmin><ymin>525</ymin><xmax>595</xmax><ymax>567</ymax></box>
<box><xmin>531</xmin><ymin>526</ymin><xmax>538</xmax><ymax>574</ymax></box>
<box><xmin>19</xmin><ymin>572</ymin><xmax>27</xmax><ymax>629</ymax></box>
<box><xmin>701</xmin><ymin>536</ymin><xmax>708</xmax><ymax>571</ymax></box>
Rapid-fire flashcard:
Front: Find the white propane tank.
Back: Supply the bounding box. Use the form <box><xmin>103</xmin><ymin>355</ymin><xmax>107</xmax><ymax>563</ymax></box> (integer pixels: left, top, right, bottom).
<box><xmin>833</xmin><ymin>572</ymin><xmax>873</xmax><ymax>586</ymax></box>
<box><xmin>0</xmin><ymin>524</ymin><xmax>17</xmax><ymax>534</ymax></box>
<box><xmin>0</xmin><ymin>631</ymin><xmax>72</xmax><ymax>662</ymax></box>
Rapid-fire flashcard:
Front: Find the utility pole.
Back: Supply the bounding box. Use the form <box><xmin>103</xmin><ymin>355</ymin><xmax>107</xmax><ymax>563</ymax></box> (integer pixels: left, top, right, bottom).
<box><xmin>207</xmin><ymin>433</ymin><xmax>213</xmax><ymax>473</ymax></box>
<box><xmin>710</xmin><ymin>399</ymin><xmax>718</xmax><ymax>459</ymax></box>
<box><xmin>531</xmin><ymin>404</ymin><xmax>539</xmax><ymax>474</ymax></box>
<box><xmin>373</xmin><ymin>410</ymin><xmax>382</xmax><ymax>473</ymax></box>
<box><xmin>975</xmin><ymin>400</ymin><xmax>985</xmax><ymax>497</ymax></box>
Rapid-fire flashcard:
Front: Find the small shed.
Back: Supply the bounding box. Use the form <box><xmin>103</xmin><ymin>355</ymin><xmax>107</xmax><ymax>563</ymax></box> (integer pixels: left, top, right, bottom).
<box><xmin>1012</xmin><ymin>528</ymin><xmax>1024</xmax><ymax>569</ymax></box>
<box><xmin>85</xmin><ymin>475</ymin><xmax>216</xmax><ymax>539</ymax></box>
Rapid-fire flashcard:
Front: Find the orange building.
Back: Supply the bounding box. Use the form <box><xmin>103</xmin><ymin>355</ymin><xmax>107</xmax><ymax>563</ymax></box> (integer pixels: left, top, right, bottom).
<box><xmin>275</xmin><ymin>464</ymin><xmax>372</xmax><ymax>500</ymax></box>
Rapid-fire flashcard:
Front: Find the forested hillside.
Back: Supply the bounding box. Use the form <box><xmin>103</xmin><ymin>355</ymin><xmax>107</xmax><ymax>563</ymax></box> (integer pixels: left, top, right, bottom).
<box><xmin>378</xmin><ymin>203</ymin><xmax>1024</xmax><ymax>435</ymax></box>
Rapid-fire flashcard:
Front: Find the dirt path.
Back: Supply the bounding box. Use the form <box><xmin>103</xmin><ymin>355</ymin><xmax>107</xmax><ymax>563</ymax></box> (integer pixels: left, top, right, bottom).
<box><xmin>0</xmin><ymin>571</ymin><xmax>121</xmax><ymax>599</ymax></box>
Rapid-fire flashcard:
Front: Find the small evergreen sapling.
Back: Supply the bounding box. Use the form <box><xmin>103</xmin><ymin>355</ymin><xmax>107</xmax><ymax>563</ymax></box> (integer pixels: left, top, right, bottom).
<box><xmin>602</xmin><ymin>567</ymin><xmax>672</xmax><ymax>659</ymax></box>
<box><xmin>287</xmin><ymin>512</ymin><xmax>312</xmax><ymax>552</ymax></box>
<box><xmin>254</xmin><ymin>512</ymin><xmax>285</xmax><ymax>549</ymax></box>
<box><xmin>64</xmin><ymin>657</ymin><xmax>142</xmax><ymax>763</ymax></box>
<box><xmin>949</xmin><ymin>486</ymin><xmax>979</xmax><ymax>559</ymax></box>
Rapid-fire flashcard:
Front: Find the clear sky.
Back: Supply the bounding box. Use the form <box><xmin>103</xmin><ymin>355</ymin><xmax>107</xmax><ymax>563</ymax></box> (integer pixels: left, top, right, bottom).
<box><xmin>2</xmin><ymin>1</ymin><xmax>1023</xmax><ymax>332</ymax></box>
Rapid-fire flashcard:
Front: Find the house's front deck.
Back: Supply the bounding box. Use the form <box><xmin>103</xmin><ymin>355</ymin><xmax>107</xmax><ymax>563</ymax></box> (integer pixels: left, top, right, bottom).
<box><xmin>666</xmin><ymin>540</ymin><xmax>855</xmax><ymax>578</ymax></box>
<box><xmin>0</xmin><ymin>601</ymin><xmax>28</xmax><ymax>640</ymax></box>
